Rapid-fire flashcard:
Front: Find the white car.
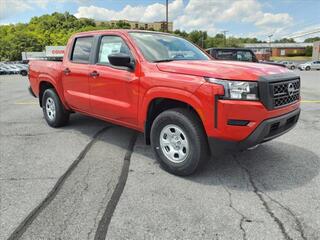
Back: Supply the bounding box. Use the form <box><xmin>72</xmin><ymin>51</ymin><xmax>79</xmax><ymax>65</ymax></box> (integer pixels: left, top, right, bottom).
<box><xmin>298</xmin><ymin>61</ymin><xmax>320</xmax><ymax>71</ymax></box>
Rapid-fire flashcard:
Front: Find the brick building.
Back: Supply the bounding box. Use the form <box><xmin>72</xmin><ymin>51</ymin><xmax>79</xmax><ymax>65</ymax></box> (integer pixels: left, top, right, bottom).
<box><xmin>244</xmin><ymin>43</ymin><xmax>313</xmax><ymax>60</ymax></box>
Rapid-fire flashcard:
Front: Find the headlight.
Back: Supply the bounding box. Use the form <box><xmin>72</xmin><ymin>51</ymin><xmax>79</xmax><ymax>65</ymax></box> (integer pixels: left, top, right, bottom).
<box><xmin>206</xmin><ymin>78</ymin><xmax>259</xmax><ymax>100</ymax></box>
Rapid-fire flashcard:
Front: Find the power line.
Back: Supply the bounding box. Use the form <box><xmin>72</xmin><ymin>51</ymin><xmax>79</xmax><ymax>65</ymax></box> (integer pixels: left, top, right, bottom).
<box><xmin>283</xmin><ymin>28</ymin><xmax>320</xmax><ymax>39</ymax></box>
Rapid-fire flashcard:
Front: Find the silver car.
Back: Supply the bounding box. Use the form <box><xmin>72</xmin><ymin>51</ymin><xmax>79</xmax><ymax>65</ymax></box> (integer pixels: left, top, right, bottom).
<box><xmin>299</xmin><ymin>61</ymin><xmax>320</xmax><ymax>71</ymax></box>
<box><xmin>281</xmin><ymin>61</ymin><xmax>296</xmax><ymax>70</ymax></box>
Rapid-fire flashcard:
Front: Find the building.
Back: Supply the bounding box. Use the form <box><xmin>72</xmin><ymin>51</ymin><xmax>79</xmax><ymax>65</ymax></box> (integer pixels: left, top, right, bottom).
<box><xmin>21</xmin><ymin>51</ymin><xmax>45</xmax><ymax>60</ymax></box>
<box><xmin>21</xmin><ymin>46</ymin><xmax>66</xmax><ymax>60</ymax></box>
<box><xmin>244</xmin><ymin>42</ymin><xmax>313</xmax><ymax>60</ymax></box>
<box><xmin>95</xmin><ymin>20</ymin><xmax>173</xmax><ymax>32</ymax></box>
<box><xmin>312</xmin><ymin>41</ymin><xmax>320</xmax><ymax>60</ymax></box>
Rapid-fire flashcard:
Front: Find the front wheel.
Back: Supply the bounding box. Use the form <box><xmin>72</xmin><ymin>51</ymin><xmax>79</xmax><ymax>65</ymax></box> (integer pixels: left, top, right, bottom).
<box><xmin>306</xmin><ymin>66</ymin><xmax>311</xmax><ymax>71</ymax></box>
<box><xmin>150</xmin><ymin>108</ymin><xmax>209</xmax><ymax>176</ymax></box>
<box><xmin>42</xmin><ymin>88</ymin><xmax>69</xmax><ymax>127</ymax></box>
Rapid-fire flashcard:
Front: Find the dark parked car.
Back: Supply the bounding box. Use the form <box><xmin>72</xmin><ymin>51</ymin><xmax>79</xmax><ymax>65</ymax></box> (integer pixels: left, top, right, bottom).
<box><xmin>206</xmin><ymin>48</ymin><xmax>259</xmax><ymax>62</ymax></box>
<box><xmin>206</xmin><ymin>48</ymin><xmax>285</xmax><ymax>67</ymax></box>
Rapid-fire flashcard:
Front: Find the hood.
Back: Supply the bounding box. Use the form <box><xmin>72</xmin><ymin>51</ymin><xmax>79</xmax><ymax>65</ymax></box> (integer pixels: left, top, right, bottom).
<box><xmin>156</xmin><ymin>60</ymin><xmax>289</xmax><ymax>81</ymax></box>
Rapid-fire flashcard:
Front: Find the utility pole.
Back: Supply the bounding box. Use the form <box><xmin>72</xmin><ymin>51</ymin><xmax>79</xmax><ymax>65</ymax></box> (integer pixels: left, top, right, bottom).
<box><xmin>166</xmin><ymin>0</ymin><xmax>168</xmax><ymax>32</ymax></box>
<box><xmin>268</xmin><ymin>34</ymin><xmax>273</xmax><ymax>58</ymax></box>
<box><xmin>222</xmin><ymin>30</ymin><xmax>228</xmax><ymax>46</ymax></box>
<box><xmin>202</xmin><ymin>32</ymin><xmax>204</xmax><ymax>48</ymax></box>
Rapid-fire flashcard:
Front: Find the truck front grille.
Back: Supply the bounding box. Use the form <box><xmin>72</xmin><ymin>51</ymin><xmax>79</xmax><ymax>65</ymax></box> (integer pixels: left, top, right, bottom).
<box><xmin>271</xmin><ymin>79</ymin><xmax>300</xmax><ymax>108</ymax></box>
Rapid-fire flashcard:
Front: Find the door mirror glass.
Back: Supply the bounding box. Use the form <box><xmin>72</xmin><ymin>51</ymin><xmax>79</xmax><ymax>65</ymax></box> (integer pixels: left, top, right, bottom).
<box><xmin>108</xmin><ymin>53</ymin><xmax>133</xmax><ymax>68</ymax></box>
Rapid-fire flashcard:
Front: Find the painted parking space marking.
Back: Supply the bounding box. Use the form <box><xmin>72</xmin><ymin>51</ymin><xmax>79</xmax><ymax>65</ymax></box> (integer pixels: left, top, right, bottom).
<box><xmin>14</xmin><ymin>101</ymin><xmax>38</xmax><ymax>105</ymax></box>
<box><xmin>301</xmin><ymin>100</ymin><xmax>320</xmax><ymax>103</ymax></box>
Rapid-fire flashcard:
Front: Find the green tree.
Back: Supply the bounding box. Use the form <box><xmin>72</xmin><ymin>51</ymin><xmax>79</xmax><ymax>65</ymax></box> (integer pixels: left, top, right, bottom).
<box><xmin>305</xmin><ymin>46</ymin><xmax>313</xmax><ymax>56</ymax></box>
<box><xmin>304</xmin><ymin>37</ymin><xmax>320</xmax><ymax>43</ymax></box>
<box><xmin>274</xmin><ymin>38</ymin><xmax>295</xmax><ymax>43</ymax></box>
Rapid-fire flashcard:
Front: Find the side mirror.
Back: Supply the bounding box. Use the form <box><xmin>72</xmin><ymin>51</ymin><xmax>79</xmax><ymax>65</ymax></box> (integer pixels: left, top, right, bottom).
<box><xmin>108</xmin><ymin>53</ymin><xmax>134</xmax><ymax>69</ymax></box>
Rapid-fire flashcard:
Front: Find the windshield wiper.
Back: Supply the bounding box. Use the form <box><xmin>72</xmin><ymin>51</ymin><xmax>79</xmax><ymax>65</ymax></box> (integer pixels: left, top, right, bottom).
<box><xmin>153</xmin><ymin>59</ymin><xmax>175</xmax><ymax>63</ymax></box>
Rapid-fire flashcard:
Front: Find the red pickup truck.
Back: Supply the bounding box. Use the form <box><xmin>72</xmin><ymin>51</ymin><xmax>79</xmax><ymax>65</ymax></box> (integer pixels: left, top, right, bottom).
<box><xmin>29</xmin><ymin>30</ymin><xmax>300</xmax><ymax>176</ymax></box>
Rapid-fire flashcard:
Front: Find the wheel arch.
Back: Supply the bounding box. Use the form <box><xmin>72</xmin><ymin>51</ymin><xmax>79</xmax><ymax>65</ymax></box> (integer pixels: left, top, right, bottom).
<box><xmin>38</xmin><ymin>78</ymin><xmax>69</xmax><ymax>110</ymax></box>
<box><xmin>141</xmin><ymin>88</ymin><xmax>206</xmax><ymax>145</ymax></box>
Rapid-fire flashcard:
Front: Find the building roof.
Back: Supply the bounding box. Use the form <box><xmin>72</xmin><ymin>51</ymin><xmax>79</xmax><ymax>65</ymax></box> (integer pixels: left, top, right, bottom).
<box><xmin>244</xmin><ymin>43</ymin><xmax>313</xmax><ymax>48</ymax></box>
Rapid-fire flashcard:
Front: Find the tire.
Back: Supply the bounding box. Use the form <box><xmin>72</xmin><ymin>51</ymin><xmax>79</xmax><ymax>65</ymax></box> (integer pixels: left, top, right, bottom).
<box><xmin>290</xmin><ymin>66</ymin><xmax>295</xmax><ymax>70</ymax></box>
<box><xmin>42</xmin><ymin>88</ymin><xmax>69</xmax><ymax>127</ymax></box>
<box><xmin>306</xmin><ymin>66</ymin><xmax>311</xmax><ymax>71</ymax></box>
<box><xmin>150</xmin><ymin>108</ymin><xmax>209</xmax><ymax>176</ymax></box>
<box><xmin>20</xmin><ymin>70</ymin><xmax>28</xmax><ymax>76</ymax></box>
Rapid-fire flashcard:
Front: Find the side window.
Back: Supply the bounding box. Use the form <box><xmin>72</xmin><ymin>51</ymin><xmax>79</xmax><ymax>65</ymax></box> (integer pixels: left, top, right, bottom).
<box><xmin>71</xmin><ymin>37</ymin><xmax>93</xmax><ymax>63</ymax></box>
<box><xmin>216</xmin><ymin>50</ymin><xmax>234</xmax><ymax>60</ymax></box>
<box><xmin>98</xmin><ymin>36</ymin><xmax>132</xmax><ymax>64</ymax></box>
<box><xmin>236</xmin><ymin>51</ymin><xmax>253</xmax><ymax>62</ymax></box>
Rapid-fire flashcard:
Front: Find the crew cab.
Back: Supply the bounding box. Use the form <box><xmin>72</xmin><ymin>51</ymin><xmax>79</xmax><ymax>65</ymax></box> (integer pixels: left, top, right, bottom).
<box><xmin>28</xmin><ymin>30</ymin><xmax>301</xmax><ymax>176</ymax></box>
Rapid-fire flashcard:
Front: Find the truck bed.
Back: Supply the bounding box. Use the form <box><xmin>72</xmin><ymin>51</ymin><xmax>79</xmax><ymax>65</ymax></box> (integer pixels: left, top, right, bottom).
<box><xmin>29</xmin><ymin>60</ymin><xmax>63</xmax><ymax>97</ymax></box>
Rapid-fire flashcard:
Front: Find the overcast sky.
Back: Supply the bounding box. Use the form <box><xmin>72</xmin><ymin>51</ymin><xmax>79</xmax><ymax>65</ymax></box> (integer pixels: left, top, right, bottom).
<box><xmin>0</xmin><ymin>0</ymin><xmax>319</xmax><ymax>41</ymax></box>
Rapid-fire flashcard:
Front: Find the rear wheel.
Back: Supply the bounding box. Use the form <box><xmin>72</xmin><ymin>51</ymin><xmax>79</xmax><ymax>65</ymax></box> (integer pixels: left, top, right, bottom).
<box><xmin>150</xmin><ymin>108</ymin><xmax>209</xmax><ymax>176</ymax></box>
<box><xmin>306</xmin><ymin>66</ymin><xmax>311</xmax><ymax>71</ymax></box>
<box><xmin>42</xmin><ymin>88</ymin><xmax>69</xmax><ymax>127</ymax></box>
<box><xmin>290</xmin><ymin>66</ymin><xmax>295</xmax><ymax>70</ymax></box>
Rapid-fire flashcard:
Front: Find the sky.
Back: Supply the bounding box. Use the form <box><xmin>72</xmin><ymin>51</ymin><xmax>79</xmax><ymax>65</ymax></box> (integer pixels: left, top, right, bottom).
<box><xmin>0</xmin><ymin>0</ymin><xmax>319</xmax><ymax>41</ymax></box>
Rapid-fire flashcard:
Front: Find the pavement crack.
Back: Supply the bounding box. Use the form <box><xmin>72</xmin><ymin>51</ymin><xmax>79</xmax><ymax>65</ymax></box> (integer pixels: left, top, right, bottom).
<box><xmin>233</xmin><ymin>155</ymin><xmax>293</xmax><ymax>240</ymax></box>
<box><xmin>262</xmin><ymin>191</ymin><xmax>307</xmax><ymax>240</ymax></box>
<box><xmin>94</xmin><ymin>132</ymin><xmax>138</xmax><ymax>240</ymax></box>
<box><xmin>7</xmin><ymin>126</ymin><xmax>111</xmax><ymax>240</ymax></box>
<box><xmin>239</xmin><ymin>217</ymin><xmax>248</xmax><ymax>240</ymax></box>
<box><xmin>221</xmin><ymin>184</ymin><xmax>249</xmax><ymax>240</ymax></box>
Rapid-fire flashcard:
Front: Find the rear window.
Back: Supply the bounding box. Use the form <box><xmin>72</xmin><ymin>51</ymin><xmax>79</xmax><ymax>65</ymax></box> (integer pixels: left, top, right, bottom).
<box><xmin>215</xmin><ymin>50</ymin><xmax>234</xmax><ymax>60</ymax></box>
<box><xmin>71</xmin><ymin>37</ymin><xmax>93</xmax><ymax>63</ymax></box>
<box><xmin>214</xmin><ymin>50</ymin><xmax>254</xmax><ymax>62</ymax></box>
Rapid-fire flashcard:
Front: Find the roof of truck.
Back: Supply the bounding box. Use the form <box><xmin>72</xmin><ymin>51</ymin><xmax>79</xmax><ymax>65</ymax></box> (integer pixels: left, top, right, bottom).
<box><xmin>73</xmin><ymin>29</ymin><xmax>172</xmax><ymax>37</ymax></box>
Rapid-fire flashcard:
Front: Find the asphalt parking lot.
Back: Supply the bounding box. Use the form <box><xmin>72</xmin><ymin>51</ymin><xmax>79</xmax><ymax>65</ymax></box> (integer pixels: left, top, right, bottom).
<box><xmin>1</xmin><ymin>71</ymin><xmax>320</xmax><ymax>240</ymax></box>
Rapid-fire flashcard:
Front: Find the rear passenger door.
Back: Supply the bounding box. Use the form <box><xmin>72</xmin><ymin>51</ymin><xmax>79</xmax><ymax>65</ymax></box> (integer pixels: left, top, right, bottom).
<box><xmin>62</xmin><ymin>36</ymin><xmax>94</xmax><ymax>112</ymax></box>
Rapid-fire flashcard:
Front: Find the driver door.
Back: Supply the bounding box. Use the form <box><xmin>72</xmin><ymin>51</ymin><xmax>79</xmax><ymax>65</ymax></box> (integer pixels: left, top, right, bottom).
<box><xmin>89</xmin><ymin>35</ymin><xmax>139</xmax><ymax>127</ymax></box>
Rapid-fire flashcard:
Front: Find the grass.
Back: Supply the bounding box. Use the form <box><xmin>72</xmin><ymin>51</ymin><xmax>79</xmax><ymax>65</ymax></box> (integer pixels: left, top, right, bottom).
<box><xmin>271</xmin><ymin>56</ymin><xmax>312</xmax><ymax>61</ymax></box>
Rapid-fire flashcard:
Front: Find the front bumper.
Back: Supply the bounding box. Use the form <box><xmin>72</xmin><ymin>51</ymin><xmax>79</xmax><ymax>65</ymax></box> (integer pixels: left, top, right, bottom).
<box><xmin>28</xmin><ymin>86</ymin><xmax>37</xmax><ymax>98</ymax></box>
<box><xmin>208</xmin><ymin>108</ymin><xmax>300</xmax><ymax>152</ymax></box>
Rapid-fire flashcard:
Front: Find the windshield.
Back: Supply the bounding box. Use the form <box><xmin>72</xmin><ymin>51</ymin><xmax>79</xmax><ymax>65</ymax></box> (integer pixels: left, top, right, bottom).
<box><xmin>129</xmin><ymin>32</ymin><xmax>210</xmax><ymax>62</ymax></box>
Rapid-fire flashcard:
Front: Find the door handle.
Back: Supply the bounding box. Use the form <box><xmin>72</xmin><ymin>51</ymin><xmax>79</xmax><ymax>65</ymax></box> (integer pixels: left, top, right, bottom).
<box><xmin>89</xmin><ymin>71</ymin><xmax>99</xmax><ymax>78</ymax></box>
<box><xmin>63</xmin><ymin>68</ymin><xmax>71</xmax><ymax>75</ymax></box>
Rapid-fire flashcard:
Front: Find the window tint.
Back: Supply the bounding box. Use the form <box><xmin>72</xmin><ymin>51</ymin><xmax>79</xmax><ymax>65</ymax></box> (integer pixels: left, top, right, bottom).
<box><xmin>98</xmin><ymin>36</ymin><xmax>132</xmax><ymax>64</ymax></box>
<box><xmin>215</xmin><ymin>50</ymin><xmax>254</xmax><ymax>62</ymax></box>
<box><xmin>71</xmin><ymin>37</ymin><xmax>93</xmax><ymax>63</ymax></box>
<box><xmin>215</xmin><ymin>50</ymin><xmax>235</xmax><ymax>60</ymax></box>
